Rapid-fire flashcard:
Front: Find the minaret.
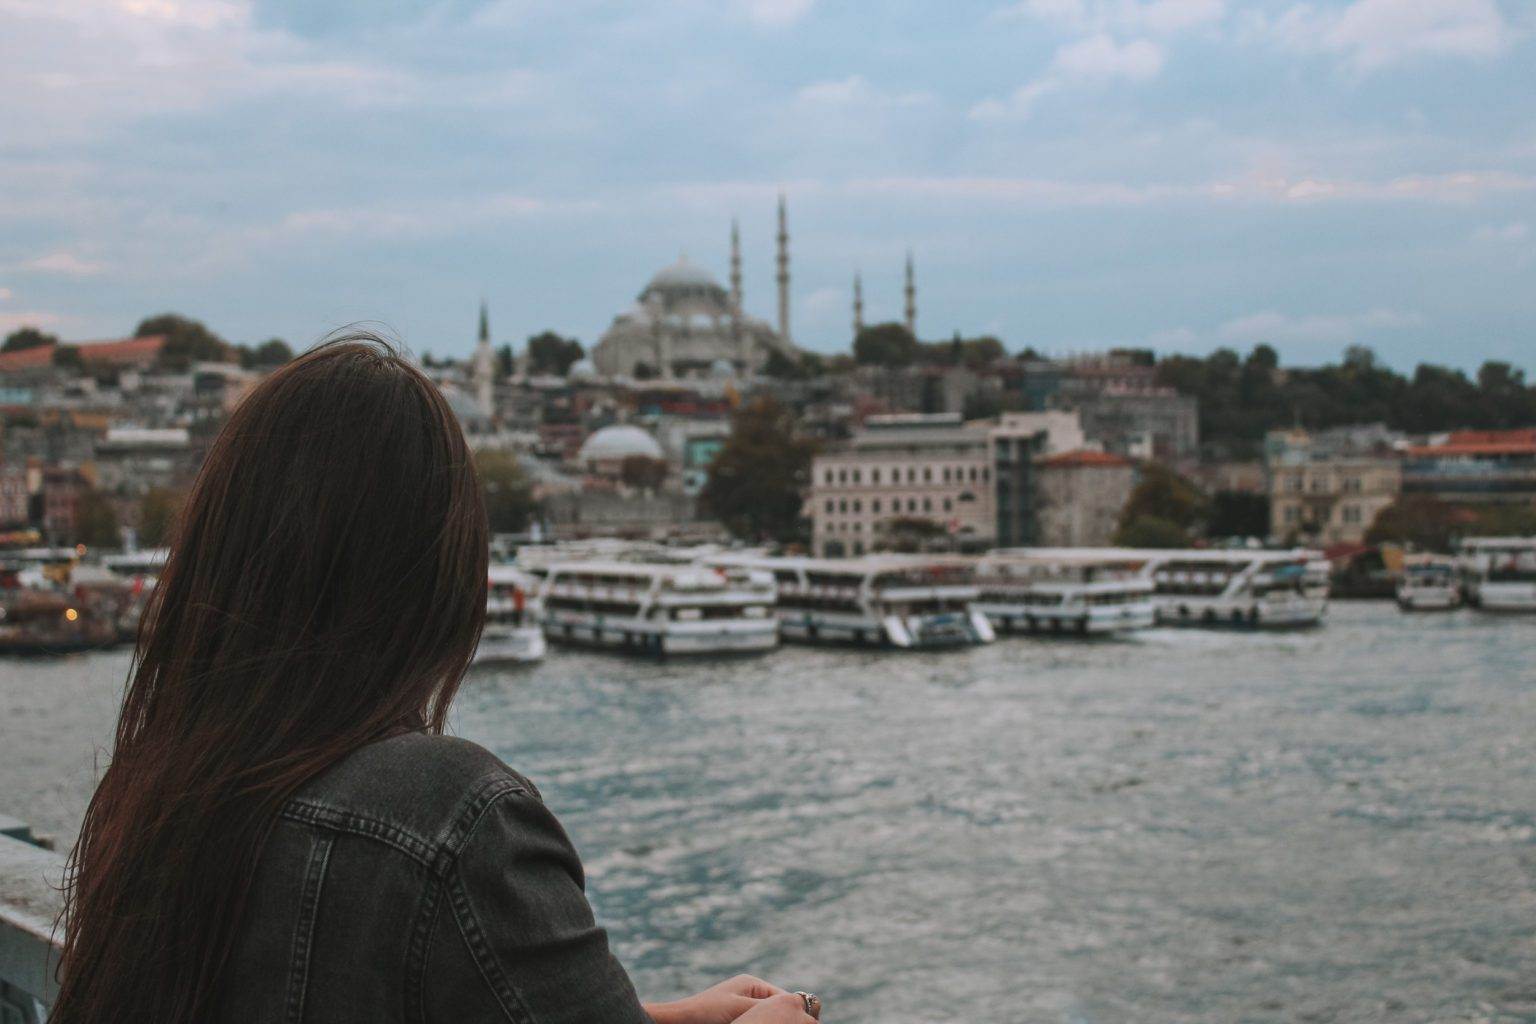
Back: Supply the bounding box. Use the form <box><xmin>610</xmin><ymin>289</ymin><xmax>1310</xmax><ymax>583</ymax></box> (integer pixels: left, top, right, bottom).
<box><xmin>776</xmin><ymin>193</ymin><xmax>791</xmax><ymax>346</ymax></box>
<box><xmin>730</xmin><ymin>218</ymin><xmax>747</xmax><ymax>366</ymax></box>
<box><xmin>473</xmin><ymin>300</ymin><xmax>494</xmax><ymax>417</ymax></box>
<box><xmin>853</xmin><ymin>272</ymin><xmax>864</xmax><ymax>338</ymax></box>
<box><xmin>903</xmin><ymin>250</ymin><xmax>916</xmax><ymax>336</ymax></box>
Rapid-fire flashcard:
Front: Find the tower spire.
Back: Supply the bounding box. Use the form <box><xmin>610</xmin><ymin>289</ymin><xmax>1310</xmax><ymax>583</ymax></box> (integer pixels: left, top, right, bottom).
<box><xmin>730</xmin><ymin>218</ymin><xmax>745</xmax><ymax>366</ymax></box>
<box><xmin>853</xmin><ymin>272</ymin><xmax>864</xmax><ymax>338</ymax></box>
<box><xmin>903</xmin><ymin>250</ymin><xmax>916</xmax><ymax>336</ymax></box>
<box><xmin>776</xmin><ymin>192</ymin><xmax>791</xmax><ymax>347</ymax></box>
<box><xmin>730</xmin><ymin>218</ymin><xmax>743</xmax><ymax>309</ymax></box>
<box><xmin>473</xmin><ymin>299</ymin><xmax>494</xmax><ymax>418</ymax></box>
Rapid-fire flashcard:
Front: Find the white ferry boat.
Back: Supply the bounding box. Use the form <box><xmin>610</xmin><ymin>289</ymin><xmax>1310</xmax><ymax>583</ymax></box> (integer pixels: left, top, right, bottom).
<box><xmin>536</xmin><ymin>560</ymin><xmax>778</xmax><ymax>656</ymax></box>
<box><xmin>1139</xmin><ymin>549</ymin><xmax>1330</xmax><ymax>629</ymax></box>
<box><xmin>974</xmin><ymin>549</ymin><xmax>1155</xmax><ymax>636</ymax></box>
<box><xmin>1395</xmin><ymin>555</ymin><xmax>1461</xmax><ymax>612</ymax></box>
<box><xmin>712</xmin><ymin>555</ymin><xmax>995</xmax><ymax>649</ymax></box>
<box><xmin>1459</xmin><ymin>537</ymin><xmax>1536</xmax><ymax>613</ymax></box>
<box><xmin>475</xmin><ymin>565</ymin><xmax>546</xmax><ymax>665</ymax></box>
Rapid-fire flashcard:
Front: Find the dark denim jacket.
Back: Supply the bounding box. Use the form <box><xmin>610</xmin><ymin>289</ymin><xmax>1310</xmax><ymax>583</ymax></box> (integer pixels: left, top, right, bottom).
<box><xmin>214</xmin><ymin>731</ymin><xmax>652</xmax><ymax>1023</ymax></box>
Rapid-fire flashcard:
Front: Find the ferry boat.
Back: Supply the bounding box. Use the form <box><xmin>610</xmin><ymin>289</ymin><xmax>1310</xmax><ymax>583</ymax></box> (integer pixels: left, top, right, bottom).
<box><xmin>474</xmin><ymin>565</ymin><xmax>546</xmax><ymax>665</ymax></box>
<box><xmin>974</xmin><ymin>549</ymin><xmax>1155</xmax><ymax>636</ymax></box>
<box><xmin>1139</xmin><ymin>549</ymin><xmax>1329</xmax><ymax>629</ymax></box>
<box><xmin>536</xmin><ymin>560</ymin><xmax>778</xmax><ymax>656</ymax></box>
<box><xmin>0</xmin><ymin>587</ymin><xmax>117</xmax><ymax>655</ymax></box>
<box><xmin>711</xmin><ymin>555</ymin><xmax>995</xmax><ymax>649</ymax></box>
<box><xmin>1459</xmin><ymin>537</ymin><xmax>1536</xmax><ymax>613</ymax></box>
<box><xmin>1396</xmin><ymin>555</ymin><xmax>1461</xmax><ymax>611</ymax></box>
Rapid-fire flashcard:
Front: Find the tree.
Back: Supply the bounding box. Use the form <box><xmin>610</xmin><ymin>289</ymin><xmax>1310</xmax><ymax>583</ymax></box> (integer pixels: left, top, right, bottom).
<box><xmin>239</xmin><ymin>338</ymin><xmax>293</xmax><ymax>368</ymax></box>
<box><xmin>136</xmin><ymin>314</ymin><xmax>230</xmax><ymax>370</ymax></box>
<box><xmin>474</xmin><ymin>449</ymin><xmax>535</xmax><ymax>533</ymax></box>
<box><xmin>763</xmin><ymin>348</ymin><xmax>804</xmax><ymax>380</ymax></box>
<box><xmin>526</xmin><ymin>331</ymin><xmax>584</xmax><ymax>376</ymax></box>
<box><xmin>1115</xmin><ymin>515</ymin><xmax>1192</xmax><ymax>548</ymax></box>
<box><xmin>700</xmin><ymin>396</ymin><xmax>817</xmax><ymax>542</ymax></box>
<box><xmin>2</xmin><ymin>327</ymin><xmax>58</xmax><ymax>353</ymax></box>
<box><xmin>496</xmin><ymin>343</ymin><xmax>515</xmax><ymax>379</ymax></box>
<box><xmin>853</xmin><ymin>322</ymin><xmax>920</xmax><ymax>367</ymax></box>
<box><xmin>1365</xmin><ymin>495</ymin><xmax>1461</xmax><ymax>551</ymax></box>
<box><xmin>620</xmin><ymin>455</ymin><xmax>669</xmax><ymax>492</ymax></box>
<box><xmin>138</xmin><ymin>487</ymin><xmax>186</xmax><ymax>547</ymax></box>
<box><xmin>1117</xmin><ymin>464</ymin><xmax>1208</xmax><ymax>536</ymax></box>
<box><xmin>1469</xmin><ymin>503</ymin><xmax>1536</xmax><ymax>538</ymax></box>
<box><xmin>1207</xmin><ymin>491</ymin><xmax>1270</xmax><ymax>539</ymax></box>
<box><xmin>52</xmin><ymin>345</ymin><xmax>84</xmax><ymax>371</ymax></box>
<box><xmin>75</xmin><ymin>489</ymin><xmax>121</xmax><ymax>548</ymax></box>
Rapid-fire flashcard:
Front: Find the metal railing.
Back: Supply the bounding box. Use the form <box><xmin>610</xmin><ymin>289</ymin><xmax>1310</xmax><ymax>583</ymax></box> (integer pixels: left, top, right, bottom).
<box><xmin>0</xmin><ymin>818</ymin><xmax>62</xmax><ymax>1024</ymax></box>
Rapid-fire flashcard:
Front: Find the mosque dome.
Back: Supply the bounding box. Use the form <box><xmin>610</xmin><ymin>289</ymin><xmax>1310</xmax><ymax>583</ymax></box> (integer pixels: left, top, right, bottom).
<box><xmin>567</xmin><ymin>358</ymin><xmax>597</xmax><ymax>380</ymax></box>
<box><xmin>645</xmin><ymin>257</ymin><xmax>721</xmax><ymax>292</ymax></box>
<box><xmin>577</xmin><ymin>424</ymin><xmax>664</xmax><ymax>464</ymax></box>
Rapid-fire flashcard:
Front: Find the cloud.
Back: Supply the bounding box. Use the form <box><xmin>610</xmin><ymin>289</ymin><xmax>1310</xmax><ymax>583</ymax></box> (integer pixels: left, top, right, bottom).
<box><xmin>970</xmin><ymin>33</ymin><xmax>1163</xmax><ymax>119</ymax></box>
<box><xmin>0</xmin><ymin>310</ymin><xmax>66</xmax><ymax>334</ymax></box>
<box><xmin>795</xmin><ymin>75</ymin><xmax>933</xmax><ymax>109</ymax></box>
<box><xmin>741</xmin><ymin>0</ymin><xmax>815</xmax><ymax>28</ymax></box>
<box><xmin>0</xmin><ymin>287</ymin><xmax>12</xmax><ymax>303</ymax></box>
<box><xmin>1217</xmin><ymin>308</ymin><xmax>1423</xmax><ymax>346</ymax></box>
<box><xmin>20</xmin><ymin>252</ymin><xmax>105</xmax><ymax>276</ymax></box>
<box><xmin>1472</xmin><ymin>221</ymin><xmax>1530</xmax><ymax>243</ymax></box>
<box><xmin>1052</xmin><ymin>33</ymin><xmax>1165</xmax><ymax>77</ymax></box>
<box><xmin>841</xmin><ymin>170</ymin><xmax>1536</xmax><ymax>205</ymax></box>
<box><xmin>1003</xmin><ymin>0</ymin><xmax>1225</xmax><ymax>36</ymax></box>
<box><xmin>1269</xmin><ymin>0</ymin><xmax>1513</xmax><ymax>72</ymax></box>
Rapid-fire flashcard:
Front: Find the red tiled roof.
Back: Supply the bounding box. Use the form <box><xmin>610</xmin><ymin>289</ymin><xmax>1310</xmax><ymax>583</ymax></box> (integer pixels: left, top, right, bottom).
<box><xmin>1036</xmin><ymin>449</ymin><xmax>1133</xmax><ymax>468</ymax></box>
<box><xmin>0</xmin><ymin>344</ymin><xmax>57</xmax><ymax>373</ymax></box>
<box><xmin>0</xmin><ymin>334</ymin><xmax>168</xmax><ymax>375</ymax></box>
<box><xmin>1408</xmin><ymin>428</ymin><xmax>1536</xmax><ymax>457</ymax></box>
<box><xmin>75</xmin><ymin>335</ymin><xmax>166</xmax><ymax>365</ymax></box>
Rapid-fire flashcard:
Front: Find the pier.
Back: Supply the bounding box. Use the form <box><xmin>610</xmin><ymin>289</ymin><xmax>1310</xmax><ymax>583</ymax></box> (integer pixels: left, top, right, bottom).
<box><xmin>0</xmin><ymin>816</ymin><xmax>60</xmax><ymax>1023</ymax></box>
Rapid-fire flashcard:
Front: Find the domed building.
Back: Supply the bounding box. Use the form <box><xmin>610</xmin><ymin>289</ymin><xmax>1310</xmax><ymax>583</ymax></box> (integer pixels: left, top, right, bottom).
<box><xmin>592</xmin><ymin>202</ymin><xmax>799</xmax><ymax>379</ymax></box>
<box><xmin>576</xmin><ymin>424</ymin><xmax>665</xmax><ymax>467</ymax></box>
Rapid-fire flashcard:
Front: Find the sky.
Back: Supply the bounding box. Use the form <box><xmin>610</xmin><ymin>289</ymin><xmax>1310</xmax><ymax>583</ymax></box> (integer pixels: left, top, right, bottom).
<box><xmin>1</xmin><ymin>0</ymin><xmax>1533</xmax><ymax>372</ymax></box>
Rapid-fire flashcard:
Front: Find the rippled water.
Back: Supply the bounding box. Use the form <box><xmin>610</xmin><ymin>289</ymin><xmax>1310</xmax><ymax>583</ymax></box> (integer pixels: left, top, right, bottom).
<box><xmin>4</xmin><ymin>603</ymin><xmax>1535</xmax><ymax>1023</ymax></box>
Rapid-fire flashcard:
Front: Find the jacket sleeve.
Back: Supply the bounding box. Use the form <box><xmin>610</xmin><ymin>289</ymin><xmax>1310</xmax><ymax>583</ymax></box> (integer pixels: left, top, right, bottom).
<box><xmin>430</xmin><ymin>786</ymin><xmax>653</xmax><ymax>1024</ymax></box>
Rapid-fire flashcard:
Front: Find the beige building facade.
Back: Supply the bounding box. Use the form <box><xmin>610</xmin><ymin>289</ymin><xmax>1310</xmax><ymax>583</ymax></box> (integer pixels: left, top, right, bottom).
<box><xmin>1268</xmin><ymin>457</ymin><xmax>1401</xmax><ymax>545</ymax></box>
<box><xmin>811</xmin><ymin>414</ymin><xmax>993</xmax><ymax>557</ymax></box>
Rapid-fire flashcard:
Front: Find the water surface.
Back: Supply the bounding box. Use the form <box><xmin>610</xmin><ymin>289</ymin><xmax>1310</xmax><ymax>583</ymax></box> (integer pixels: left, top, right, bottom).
<box><xmin>4</xmin><ymin>604</ymin><xmax>1534</xmax><ymax>1022</ymax></box>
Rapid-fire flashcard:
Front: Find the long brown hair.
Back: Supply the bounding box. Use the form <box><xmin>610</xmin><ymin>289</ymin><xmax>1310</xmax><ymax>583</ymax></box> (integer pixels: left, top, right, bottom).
<box><xmin>52</xmin><ymin>335</ymin><xmax>488</xmax><ymax>1023</ymax></box>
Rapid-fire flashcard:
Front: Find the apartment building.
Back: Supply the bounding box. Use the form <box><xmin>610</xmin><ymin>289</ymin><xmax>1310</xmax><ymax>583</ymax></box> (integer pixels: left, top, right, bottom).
<box><xmin>810</xmin><ymin>414</ymin><xmax>993</xmax><ymax>556</ymax></box>
<box><xmin>1267</xmin><ymin>428</ymin><xmax>1402</xmax><ymax>545</ymax></box>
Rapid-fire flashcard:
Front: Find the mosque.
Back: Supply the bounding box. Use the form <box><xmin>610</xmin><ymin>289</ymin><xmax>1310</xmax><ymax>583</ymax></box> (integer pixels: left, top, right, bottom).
<box><xmin>470</xmin><ymin>196</ymin><xmax>921</xmax><ymax>386</ymax></box>
<box><xmin>589</xmin><ymin>197</ymin><xmax>919</xmax><ymax>380</ymax></box>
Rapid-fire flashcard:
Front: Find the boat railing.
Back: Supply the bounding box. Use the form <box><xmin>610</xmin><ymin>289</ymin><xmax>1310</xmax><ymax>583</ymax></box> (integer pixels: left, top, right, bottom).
<box><xmin>0</xmin><ymin>819</ymin><xmax>62</xmax><ymax>1023</ymax></box>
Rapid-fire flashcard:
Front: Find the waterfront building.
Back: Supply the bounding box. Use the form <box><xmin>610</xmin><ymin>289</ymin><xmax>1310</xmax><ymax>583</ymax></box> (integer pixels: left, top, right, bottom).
<box><xmin>1032</xmin><ymin>450</ymin><xmax>1136</xmax><ymax>548</ymax></box>
<box><xmin>1071</xmin><ymin>386</ymin><xmax>1199</xmax><ymax>462</ymax></box>
<box><xmin>1401</xmin><ymin>429</ymin><xmax>1536</xmax><ymax>507</ymax></box>
<box><xmin>989</xmin><ymin>411</ymin><xmax>1087</xmax><ymax>548</ymax></box>
<box><xmin>0</xmin><ymin>463</ymin><xmax>28</xmax><ymax>526</ymax></box>
<box><xmin>810</xmin><ymin>413</ymin><xmax>993</xmax><ymax>557</ymax></box>
<box><xmin>1266</xmin><ymin>428</ymin><xmax>1402</xmax><ymax>545</ymax></box>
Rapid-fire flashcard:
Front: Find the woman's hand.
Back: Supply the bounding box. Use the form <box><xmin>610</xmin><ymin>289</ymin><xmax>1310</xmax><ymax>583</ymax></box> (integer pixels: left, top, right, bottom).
<box><xmin>645</xmin><ymin>975</ymin><xmax>805</xmax><ymax>1024</ymax></box>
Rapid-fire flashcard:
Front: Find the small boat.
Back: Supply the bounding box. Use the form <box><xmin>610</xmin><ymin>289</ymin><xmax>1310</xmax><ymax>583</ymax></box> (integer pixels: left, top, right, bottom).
<box><xmin>1459</xmin><ymin>537</ymin><xmax>1536</xmax><ymax>613</ymax></box>
<box><xmin>475</xmin><ymin>565</ymin><xmax>546</xmax><ymax>664</ymax></box>
<box><xmin>0</xmin><ymin>588</ymin><xmax>117</xmax><ymax>655</ymax></box>
<box><xmin>534</xmin><ymin>560</ymin><xmax>778</xmax><ymax>656</ymax></box>
<box><xmin>1396</xmin><ymin>555</ymin><xmax>1461</xmax><ymax>611</ymax></box>
<box><xmin>1138</xmin><ymin>549</ymin><xmax>1330</xmax><ymax>629</ymax></box>
<box><xmin>974</xmin><ymin>549</ymin><xmax>1155</xmax><ymax>636</ymax></box>
<box><xmin>711</xmin><ymin>554</ymin><xmax>994</xmax><ymax>649</ymax></box>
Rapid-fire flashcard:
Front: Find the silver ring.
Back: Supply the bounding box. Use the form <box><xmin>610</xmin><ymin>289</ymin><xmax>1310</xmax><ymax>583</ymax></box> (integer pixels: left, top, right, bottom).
<box><xmin>795</xmin><ymin>991</ymin><xmax>821</xmax><ymax>1019</ymax></box>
